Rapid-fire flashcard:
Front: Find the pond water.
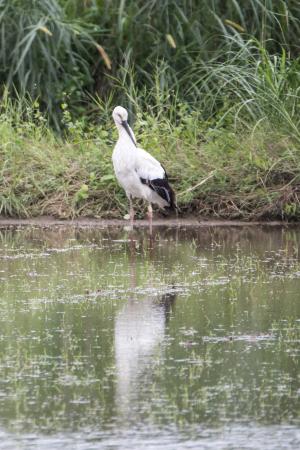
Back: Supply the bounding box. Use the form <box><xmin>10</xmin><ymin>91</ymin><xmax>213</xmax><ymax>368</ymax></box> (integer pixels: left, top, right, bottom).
<box><xmin>0</xmin><ymin>225</ymin><xmax>299</xmax><ymax>449</ymax></box>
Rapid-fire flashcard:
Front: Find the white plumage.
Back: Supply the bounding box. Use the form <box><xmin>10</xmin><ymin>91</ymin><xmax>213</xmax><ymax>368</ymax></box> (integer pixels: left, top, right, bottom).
<box><xmin>112</xmin><ymin>106</ymin><xmax>175</xmax><ymax>233</ymax></box>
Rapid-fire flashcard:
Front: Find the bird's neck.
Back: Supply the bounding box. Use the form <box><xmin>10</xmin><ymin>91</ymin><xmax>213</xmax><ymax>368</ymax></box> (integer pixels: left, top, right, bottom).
<box><xmin>117</xmin><ymin>124</ymin><xmax>137</xmax><ymax>147</ymax></box>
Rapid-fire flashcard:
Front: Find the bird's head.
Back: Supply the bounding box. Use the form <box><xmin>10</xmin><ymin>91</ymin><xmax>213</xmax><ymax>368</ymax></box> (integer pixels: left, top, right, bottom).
<box><xmin>112</xmin><ymin>106</ymin><xmax>136</xmax><ymax>147</ymax></box>
<box><xmin>112</xmin><ymin>106</ymin><xmax>128</xmax><ymax>125</ymax></box>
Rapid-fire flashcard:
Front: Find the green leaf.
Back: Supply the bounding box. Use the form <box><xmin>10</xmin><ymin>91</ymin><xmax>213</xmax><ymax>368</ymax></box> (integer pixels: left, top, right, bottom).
<box><xmin>100</xmin><ymin>174</ymin><xmax>115</xmax><ymax>182</ymax></box>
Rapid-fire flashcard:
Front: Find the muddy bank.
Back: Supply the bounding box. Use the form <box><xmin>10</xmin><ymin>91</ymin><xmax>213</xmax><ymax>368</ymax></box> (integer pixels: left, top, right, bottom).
<box><xmin>0</xmin><ymin>216</ymin><xmax>292</xmax><ymax>229</ymax></box>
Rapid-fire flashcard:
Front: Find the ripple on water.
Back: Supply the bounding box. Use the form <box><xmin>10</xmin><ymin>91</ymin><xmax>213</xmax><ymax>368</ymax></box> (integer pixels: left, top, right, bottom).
<box><xmin>0</xmin><ymin>226</ymin><xmax>299</xmax><ymax>449</ymax></box>
<box><xmin>0</xmin><ymin>425</ymin><xmax>299</xmax><ymax>450</ymax></box>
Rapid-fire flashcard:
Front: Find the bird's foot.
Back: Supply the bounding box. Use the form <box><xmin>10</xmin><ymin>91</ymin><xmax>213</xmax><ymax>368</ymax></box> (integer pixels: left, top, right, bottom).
<box><xmin>124</xmin><ymin>225</ymin><xmax>134</xmax><ymax>232</ymax></box>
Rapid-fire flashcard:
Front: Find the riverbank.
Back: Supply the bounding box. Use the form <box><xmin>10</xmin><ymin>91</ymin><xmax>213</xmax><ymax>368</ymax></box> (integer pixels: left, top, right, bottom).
<box><xmin>1</xmin><ymin>104</ymin><xmax>300</xmax><ymax>221</ymax></box>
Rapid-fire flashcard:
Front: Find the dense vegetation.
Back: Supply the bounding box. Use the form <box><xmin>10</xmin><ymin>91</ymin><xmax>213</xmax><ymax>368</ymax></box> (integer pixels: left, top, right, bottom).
<box><xmin>0</xmin><ymin>0</ymin><xmax>300</xmax><ymax>219</ymax></box>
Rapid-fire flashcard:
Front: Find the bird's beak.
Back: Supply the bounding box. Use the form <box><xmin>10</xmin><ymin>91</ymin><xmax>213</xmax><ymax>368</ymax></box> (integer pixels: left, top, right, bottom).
<box><xmin>121</xmin><ymin>120</ymin><xmax>136</xmax><ymax>147</ymax></box>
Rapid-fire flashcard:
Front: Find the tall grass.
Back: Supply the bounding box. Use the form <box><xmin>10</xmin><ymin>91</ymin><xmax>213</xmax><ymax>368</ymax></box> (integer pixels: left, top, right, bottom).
<box><xmin>0</xmin><ymin>0</ymin><xmax>98</xmax><ymax>128</ymax></box>
<box><xmin>0</xmin><ymin>0</ymin><xmax>300</xmax><ymax>129</ymax></box>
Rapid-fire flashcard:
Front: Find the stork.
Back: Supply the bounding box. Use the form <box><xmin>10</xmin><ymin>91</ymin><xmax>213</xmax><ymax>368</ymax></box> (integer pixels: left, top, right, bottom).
<box><xmin>112</xmin><ymin>106</ymin><xmax>176</xmax><ymax>234</ymax></box>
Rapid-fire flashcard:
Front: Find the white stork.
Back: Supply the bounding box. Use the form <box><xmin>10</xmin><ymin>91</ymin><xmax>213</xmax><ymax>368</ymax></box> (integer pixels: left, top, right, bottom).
<box><xmin>112</xmin><ymin>106</ymin><xmax>176</xmax><ymax>234</ymax></box>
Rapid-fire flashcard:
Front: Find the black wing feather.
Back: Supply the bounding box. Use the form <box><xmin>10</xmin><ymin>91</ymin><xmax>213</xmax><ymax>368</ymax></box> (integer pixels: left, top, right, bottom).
<box><xmin>140</xmin><ymin>175</ymin><xmax>176</xmax><ymax>210</ymax></box>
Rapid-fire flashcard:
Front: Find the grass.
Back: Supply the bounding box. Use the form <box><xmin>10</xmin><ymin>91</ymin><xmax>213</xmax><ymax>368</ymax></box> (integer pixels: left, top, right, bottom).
<box><xmin>1</xmin><ymin>1</ymin><xmax>300</xmax><ymax>127</ymax></box>
<box><xmin>1</xmin><ymin>0</ymin><xmax>300</xmax><ymax>220</ymax></box>
<box><xmin>0</xmin><ymin>0</ymin><xmax>98</xmax><ymax>129</ymax></box>
<box><xmin>1</xmin><ymin>95</ymin><xmax>300</xmax><ymax>220</ymax></box>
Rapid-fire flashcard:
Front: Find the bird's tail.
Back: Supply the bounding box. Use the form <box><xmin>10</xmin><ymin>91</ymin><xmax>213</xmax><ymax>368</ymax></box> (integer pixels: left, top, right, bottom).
<box><xmin>166</xmin><ymin>188</ymin><xmax>180</xmax><ymax>213</ymax></box>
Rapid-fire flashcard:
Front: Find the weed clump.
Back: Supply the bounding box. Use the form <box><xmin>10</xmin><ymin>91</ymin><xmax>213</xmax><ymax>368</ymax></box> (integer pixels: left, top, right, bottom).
<box><xmin>0</xmin><ymin>97</ymin><xmax>300</xmax><ymax>220</ymax></box>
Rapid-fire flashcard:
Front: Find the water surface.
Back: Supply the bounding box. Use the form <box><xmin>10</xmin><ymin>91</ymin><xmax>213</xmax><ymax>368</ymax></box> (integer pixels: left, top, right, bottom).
<box><xmin>0</xmin><ymin>226</ymin><xmax>299</xmax><ymax>449</ymax></box>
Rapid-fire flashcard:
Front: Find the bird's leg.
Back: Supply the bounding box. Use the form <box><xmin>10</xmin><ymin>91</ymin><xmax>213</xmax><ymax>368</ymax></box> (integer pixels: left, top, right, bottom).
<box><xmin>129</xmin><ymin>196</ymin><xmax>134</xmax><ymax>230</ymax></box>
<box><xmin>148</xmin><ymin>203</ymin><xmax>153</xmax><ymax>236</ymax></box>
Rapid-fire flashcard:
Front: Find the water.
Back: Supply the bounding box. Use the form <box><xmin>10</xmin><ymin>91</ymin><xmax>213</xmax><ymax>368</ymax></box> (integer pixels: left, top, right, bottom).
<box><xmin>0</xmin><ymin>225</ymin><xmax>299</xmax><ymax>449</ymax></box>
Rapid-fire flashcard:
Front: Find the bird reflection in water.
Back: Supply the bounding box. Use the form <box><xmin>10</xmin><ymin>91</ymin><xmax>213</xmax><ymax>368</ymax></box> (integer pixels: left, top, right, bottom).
<box><xmin>114</xmin><ymin>239</ymin><xmax>176</xmax><ymax>421</ymax></box>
